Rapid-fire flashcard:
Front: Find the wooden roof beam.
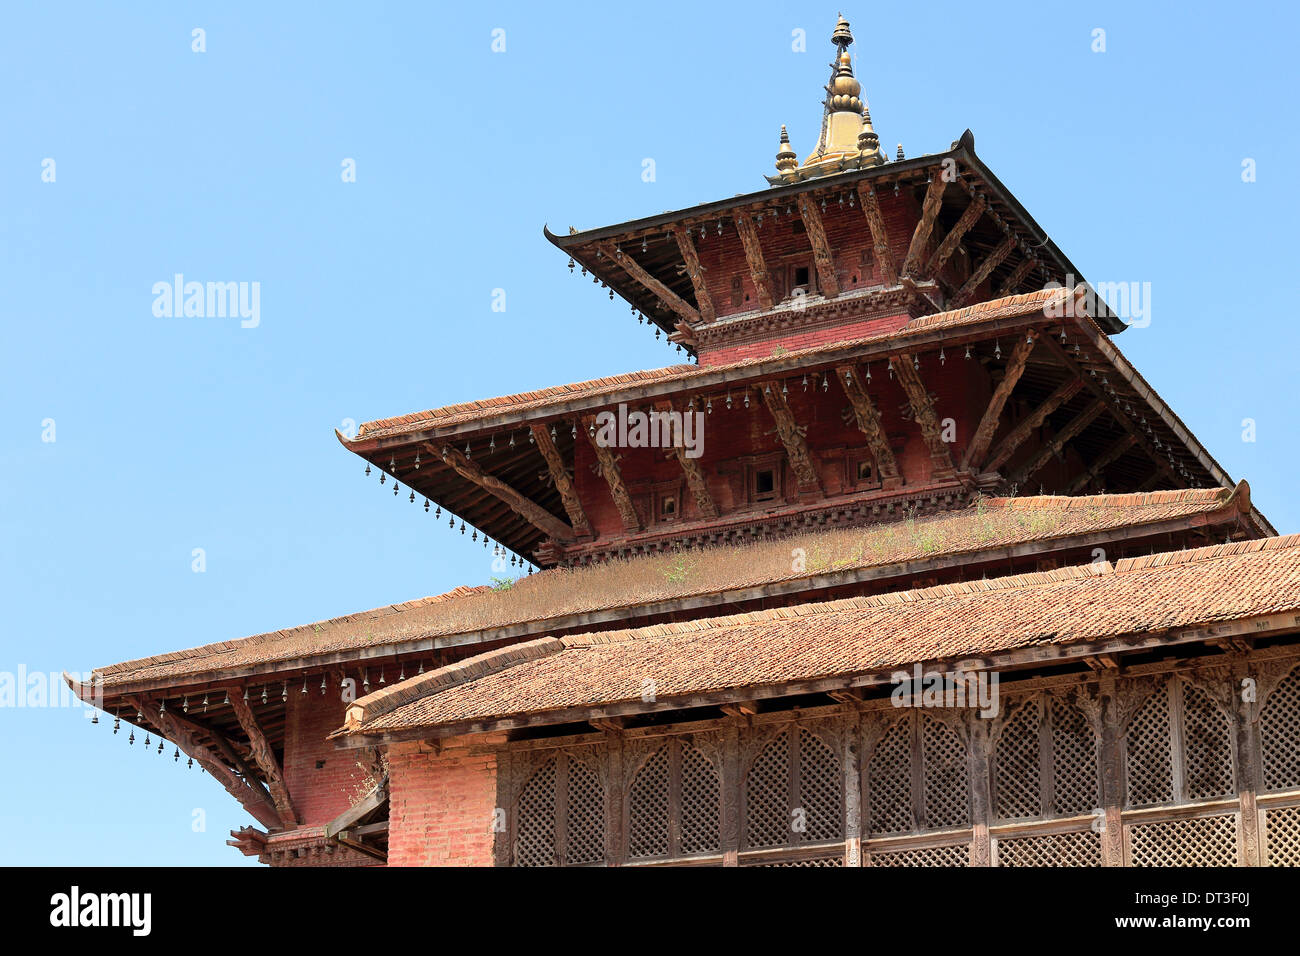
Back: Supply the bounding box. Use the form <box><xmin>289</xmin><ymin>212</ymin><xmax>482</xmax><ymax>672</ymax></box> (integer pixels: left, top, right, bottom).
<box><xmin>130</xmin><ymin>695</ymin><xmax>283</xmax><ymax>831</ymax></box>
<box><xmin>795</xmin><ymin>195</ymin><xmax>841</xmax><ymax>297</ymax></box>
<box><xmin>654</xmin><ymin>400</ymin><xmax>718</xmax><ymax>519</ymax></box>
<box><xmin>836</xmin><ymin>364</ymin><xmax>901</xmax><ymax>486</ymax></box>
<box><xmin>674</xmin><ymin>227</ymin><xmax>716</xmax><ymax>322</ymax></box>
<box><xmin>961</xmin><ymin>330</ymin><xmax>1037</xmax><ymax>473</ymax></box>
<box><xmin>759</xmin><ymin>381</ymin><xmax>822</xmax><ymax>494</ymax></box>
<box><xmin>1065</xmin><ymin>433</ymin><xmax>1139</xmax><ymax>495</ymax></box>
<box><xmin>431</xmin><ymin>443</ymin><xmax>575</xmax><ymax>543</ymax></box>
<box><xmin>901</xmin><ymin>174</ymin><xmax>947</xmax><ymax>278</ymax></box>
<box><xmin>581</xmin><ymin>414</ymin><xmax>642</xmax><ymax>531</ymax></box>
<box><xmin>984</xmin><ymin>378</ymin><xmax>1084</xmax><ymax>474</ymax></box>
<box><xmin>1041</xmin><ymin>337</ymin><xmax>1182</xmax><ymax>487</ymax></box>
<box><xmin>895</xmin><ymin>354</ymin><xmax>956</xmax><ymax>479</ymax></box>
<box><xmin>597</xmin><ymin>242</ymin><xmax>700</xmax><ymax>327</ymax></box>
<box><xmin>950</xmin><ymin>235</ymin><xmax>1018</xmax><ymax>308</ymax></box>
<box><xmin>734</xmin><ymin>213</ymin><xmax>775</xmax><ymax>310</ymax></box>
<box><xmin>1011</xmin><ymin>399</ymin><xmax>1106</xmax><ymax>488</ymax></box>
<box><xmin>529</xmin><ymin>424</ymin><xmax>592</xmax><ymax>537</ymax></box>
<box><xmin>995</xmin><ymin>257</ymin><xmax>1038</xmax><ymax>298</ymax></box>
<box><xmin>856</xmin><ymin>183</ymin><xmax>898</xmax><ymax>286</ymax></box>
<box><xmin>925</xmin><ymin>196</ymin><xmax>986</xmax><ymax>279</ymax></box>
<box><xmin>230</xmin><ymin>691</ymin><xmax>298</xmax><ymax>828</ymax></box>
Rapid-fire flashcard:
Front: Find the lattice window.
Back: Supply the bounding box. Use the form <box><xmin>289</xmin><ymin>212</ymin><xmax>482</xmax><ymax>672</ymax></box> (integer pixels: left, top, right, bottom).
<box><xmin>996</xmin><ymin>830</ymin><xmax>1102</xmax><ymax>867</ymax></box>
<box><xmin>994</xmin><ymin>699</ymin><xmax>1041</xmax><ymax>821</ymax></box>
<box><xmin>680</xmin><ymin>742</ymin><xmax>721</xmax><ymax>855</ymax></box>
<box><xmin>867</xmin><ymin>711</ymin><xmax>969</xmax><ymax>834</ymax></box>
<box><xmin>1125</xmin><ymin>681</ymin><xmax>1174</xmax><ymax>807</ymax></box>
<box><xmin>745</xmin><ymin>731</ymin><xmax>791</xmax><ymax>849</ymax></box>
<box><xmin>566</xmin><ymin>755</ymin><xmax>606</xmax><ymax>865</ymax></box>
<box><xmin>1265</xmin><ymin>805</ymin><xmax>1300</xmax><ymax>866</ymax></box>
<box><xmin>869</xmin><ymin>843</ymin><xmax>969</xmax><ymax>867</ymax></box>
<box><xmin>627</xmin><ymin>746</ymin><xmax>670</xmax><ymax>860</ymax></box>
<box><xmin>512</xmin><ymin>749</ymin><xmax>606</xmax><ymax>867</ymax></box>
<box><xmin>513</xmin><ymin>757</ymin><xmax>557</xmax><ymax>867</ymax></box>
<box><xmin>1128</xmin><ymin>814</ymin><xmax>1238</xmax><ymax>866</ymax></box>
<box><xmin>1181</xmin><ymin>681</ymin><xmax>1234</xmax><ymax>800</ymax></box>
<box><xmin>868</xmin><ymin>716</ymin><xmax>914</xmax><ymax>836</ymax></box>
<box><xmin>798</xmin><ymin>727</ymin><xmax>843</xmax><ymax>842</ymax></box>
<box><xmin>626</xmin><ymin>737</ymin><xmax>721</xmax><ymax>861</ymax></box>
<box><xmin>1261</xmin><ymin>664</ymin><xmax>1300</xmax><ymax>792</ymax></box>
<box><xmin>744</xmin><ymin>722</ymin><xmax>843</xmax><ymax>849</ymax></box>
<box><xmin>923</xmin><ymin>713</ymin><xmax>969</xmax><ymax>830</ymax></box>
<box><xmin>1051</xmin><ymin>693</ymin><xmax>1099</xmax><ymax>815</ymax></box>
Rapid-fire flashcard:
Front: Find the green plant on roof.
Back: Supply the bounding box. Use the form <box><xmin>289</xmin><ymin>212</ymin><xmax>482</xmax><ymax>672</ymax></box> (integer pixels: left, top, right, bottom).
<box><xmin>664</xmin><ymin>551</ymin><xmax>697</xmax><ymax>585</ymax></box>
<box><xmin>770</xmin><ymin>345</ymin><xmax>789</xmax><ymax>357</ymax></box>
<box><xmin>490</xmin><ymin>576</ymin><xmax>515</xmax><ymax>591</ymax></box>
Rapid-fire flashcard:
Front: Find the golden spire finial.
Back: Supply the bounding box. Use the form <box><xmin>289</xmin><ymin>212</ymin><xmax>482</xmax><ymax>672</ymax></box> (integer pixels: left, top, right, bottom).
<box><xmin>765</xmin><ymin>14</ymin><xmax>885</xmax><ymax>184</ymax></box>
<box><xmin>775</xmin><ymin>125</ymin><xmax>798</xmax><ymax>178</ymax></box>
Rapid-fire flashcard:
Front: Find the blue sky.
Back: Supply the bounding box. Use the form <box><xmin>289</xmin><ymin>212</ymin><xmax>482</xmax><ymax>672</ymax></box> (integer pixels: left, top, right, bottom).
<box><xmin>2</xmin><ymin>1</ymin><xmax>1296</xmax><ymax>865</ymax></box>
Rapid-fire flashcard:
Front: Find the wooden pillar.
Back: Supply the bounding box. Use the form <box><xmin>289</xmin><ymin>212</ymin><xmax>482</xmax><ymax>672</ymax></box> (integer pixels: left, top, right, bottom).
<box><xmin>843</xmin><ymin>709</ymin><xmax>863</xmax><ymax>867</ymax></box>
<box><xmin>1096</xmin><ymin>673</ymin><xmax>1126</xmax><ymax>866</ymax></box>
<box><xmin>1234</xmin><ymin>654</ymin><xmax>1262</xmax><ymax>866</ymax></box>
<box><xmin>721</xmin><ymin>720</ymin><xmax>742</xmax><ymax>866</ymax></box>
<box><xmin>968</xmin><ymin>717</ymin><xmax>993</xmax><ymax>866</ymax></box>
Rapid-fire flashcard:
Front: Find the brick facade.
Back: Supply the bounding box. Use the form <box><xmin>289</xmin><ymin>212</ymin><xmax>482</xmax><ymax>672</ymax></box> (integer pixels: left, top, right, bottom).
<box><xmin>387</xmin><ymin>740</ymin><xmax>499</xmax><ymax>866</ymax></box>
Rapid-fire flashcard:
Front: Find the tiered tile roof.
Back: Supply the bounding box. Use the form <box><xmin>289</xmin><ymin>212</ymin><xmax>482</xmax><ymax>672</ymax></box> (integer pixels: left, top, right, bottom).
<box><xmin>89</xmin><ymin>485</ymin><xmax>1251</xmax><ymax>692</ymax></box>
<box><xmin>343</xmin><ymin>532</ymin><xmax>1300</xmax><ymax>739</ymax></box>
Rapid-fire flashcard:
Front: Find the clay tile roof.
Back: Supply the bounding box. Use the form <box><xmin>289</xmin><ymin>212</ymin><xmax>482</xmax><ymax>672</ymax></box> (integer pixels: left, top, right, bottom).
<box><xmin>91</xmin><ymin>483</ymin><xmax>1251</xmax><ymax>692</ymax></box>
<box><xmin>346</xmin><ymin>531</ymin><xmax>1300</xmax><ymax>737</ymax></box>
<box><xmin>349</xmin><ymin>288</ymin><xmax>1074</xmax><ymax>441</ymax></box>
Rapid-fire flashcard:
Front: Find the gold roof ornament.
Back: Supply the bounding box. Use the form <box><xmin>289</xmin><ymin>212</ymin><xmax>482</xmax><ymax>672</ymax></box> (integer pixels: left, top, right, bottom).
<box><xmin>768</xmin><ymin>14</ymin><xmax>884</xmax><ymax>185</ymax></box>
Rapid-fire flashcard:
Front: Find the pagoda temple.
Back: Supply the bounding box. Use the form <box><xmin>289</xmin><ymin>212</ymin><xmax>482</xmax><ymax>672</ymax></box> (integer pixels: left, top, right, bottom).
<box><xmin>71</xmin><ymin>16</ymin><xmax>1300</xmax><ymax>868</ymax></box>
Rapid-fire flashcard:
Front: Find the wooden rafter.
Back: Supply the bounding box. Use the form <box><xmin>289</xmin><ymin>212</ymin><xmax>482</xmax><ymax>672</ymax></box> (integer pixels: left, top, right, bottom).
<box><xmin>597</xmin><ymin>242</ymin><xmax>700</xmax><ymax>327</ymax></box>
<box><xmin>1011</xmin><ymin>399</ymin><xmax>1107</xmax><ymax>487</ymax></box>
<box><xmin>431</xmin><ymin>443</ymin><xmax>574</xmax><ymax>543</ymax></box>
<box><xmin>836</xmin><ymin>364</ymin><xmax>901</xmax><ymax>485</ymax></box>
<box><xmin>795</xmin><ymin>195</ymin><xmax>841</xmax><ymax>297</ymax></box>
<box><xmin>654</xmin><ymin>400</ymin><xmax>718</xmax><ymax>518</ymax></box>
<box><xmin>856</xmin><ymin>183</ymin><xmax>898</xmax><ymax>286</ymax></box>
<box><xmin>995</xmin><ymin>257</ymin><xmax>1038</xmax><ymax>298</ymax></box>
<box><xmin>951</xmin><ymin>235</ymin><xmax>1017</xmax><ymax>308</ymax></box>
<box><xmin>925</xmin><ymin>196</ymin><xmax>986</xmax><ymax>279</ymax></box>
<box><xmin>894</xmin><ymin>354</ymin><xmax>955</xmax><ymax>479</ymax></box>
<box><xmin>581</xmin><ymin>414</ymin><xmax>642</xmax><ymax>531</ymax></box>
<box><xmin>901</xmin><ymin>175</ymin><xmax>947</xmax><ymax>277</ymax></box>
<box><xmin>759</xmin><ymin>381</ymin><xmax>822</xmax><ymax>492</ymax></box>
<box><xmin>1065</xmin><ymin>433</ymin><xmax>1139</xmax><ymax>494</ymax></box>
<box><xmin>733</xmin><ymin>213</ymin><xmax>774</xmax><ymax>310</ymax></box>
<box><xmin>1041</xmin><ymin>337</ymin><xmax>1181</xmax><ymax>486</ymax></box>
<box><xmin>132</xmin><ymin>695</ymin><xmax>282</xmax><ymax>831</ymax></box>
<box><xmin>529</xmin><ymin>425</ymin><xmax>591</xmax><ymax>537</ymax></box>
<box><xmin>984</xmin><ymin>378</ymin><xmax>1084</xmax><ymax>474</ymax></box>
<box><xmin>229</xmin><ymin>692</ymin><xmax>297</xmax><ymax>827</ymax></box>
<box><xmin>674</xmin><ymin>228</ymin><xmax>716</xmax><ymax>322</ymax></box>
<box><xmin>961</xmin><ymin>331</ymin><xmax>1037</xmax><ymax>472</ymax></box>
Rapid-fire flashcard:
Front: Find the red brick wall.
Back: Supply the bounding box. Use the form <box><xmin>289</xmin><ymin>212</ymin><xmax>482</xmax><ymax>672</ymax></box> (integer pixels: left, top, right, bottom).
<box><xmin>387</xmin><ymin>741</ymin><xmax>499</xmax><ymax>866</ymax></box>
<box><xmin>283</xmin><ymin>687</ymin><xmax>373</xmax><ymax>827</ymax></box>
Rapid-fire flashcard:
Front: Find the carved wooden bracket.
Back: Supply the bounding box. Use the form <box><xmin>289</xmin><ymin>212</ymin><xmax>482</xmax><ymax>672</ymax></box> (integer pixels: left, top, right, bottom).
<box><xmin>1011</xmin><ymin>399</ymin><xmax>1106</xmax><ymax>487</ymax></box>
<box><xmin>961</xmin><ymin>331</ymin><xmax>1036</xmax><ymax>472</ymax></box>
<box><xmin>654</xmin><ymin>400</ymin><xmax>718</xmax><ymax>518</ymax></box>
<box><xmin>951</xmin><ymin>235</ymin><xmax>1017</xmax><ymax>308</ymax></box>
<box><xmin>734</xmin><ymin>213</ymin><xmax>774</xmax><ymax>310</ymax></box>
<box><xmin>529</xmin><ymin>424</ymin><xmax>592</xmax><ymax>537</ymax></box>
<box><xmin>759</xmin><ymin>381</ymin><xmax>822</xmax><ymax>492</ymax></box>
<box><xmin>795</xmin><ymin>194</ymin><xmax>841</xmax><ymax>298</ymax></box>
<box><xmin>581</xmin><ymin>415</ymin><xmax>642</xmax><ymax>531</ymax></box>
<box><xmin>674</xmin><ymin>228</ymin><xmax>716</xmax><ymax>322</ymax></box>
<box><xmin>984</xmin><ymin>378</ymin><xmax>1084</xmax><ymax>474</ymax></box>
<box><xmin>902</xmin><ymin>174</ymin><xmax>947</xmax><ymax>278</ymax></box>
<box><xmin>836</xmin><ymin>364</ymin><xmax>901</xmax><ymax>485</ymax></box>
<box><xmin>432</xmin><ymin>442</ymin><xmax>575</xmax><ymax>543</ymax></box>
<box><xmin>925</xmin><ymin>196</ymin><xmax>986</xmax><ymax>279</ymax></box>
<box><xmin>598</xmin><ymin>242</ymin><xmax>700</xmax><ymax>327</ymax></box>
<box><xmin>894</xmin><ymin>355</ymin><xmax>956</xmax><ymax>479</ymax></box>
<box><xmin>856</xmin><ymin>183</ymin><xmax>898</xmax><ymax>286</ymax></box>
<box><xmin>230</xmin><ymin>691</ymin><xmax>298</xmax><ymax>828</ymax></box>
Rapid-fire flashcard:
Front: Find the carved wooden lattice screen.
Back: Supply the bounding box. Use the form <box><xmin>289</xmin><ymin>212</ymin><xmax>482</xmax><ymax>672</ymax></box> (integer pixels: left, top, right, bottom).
<box><xmin>742</xmin><ymin>721</ymin><xmax>843</xmax><ymax>851</ymax></box>
<box><xmin>1122</xmin><ymin>674</ymin><xmax>1236</xmax><ymax>809</ymax></box>
<box><xmin>512</xmin><ymin>747</ymin><xmax>607</xmax><ymax>867</ymax></box>
<box><xmin>498</xmin><ymin>651</ymin><xmax>1300</xmax><ymax>866</ymax></box>
<box><xmin>626</xmin><ymin>735</ymin><xmax>722</xmax><ymax>862</ymax></box>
